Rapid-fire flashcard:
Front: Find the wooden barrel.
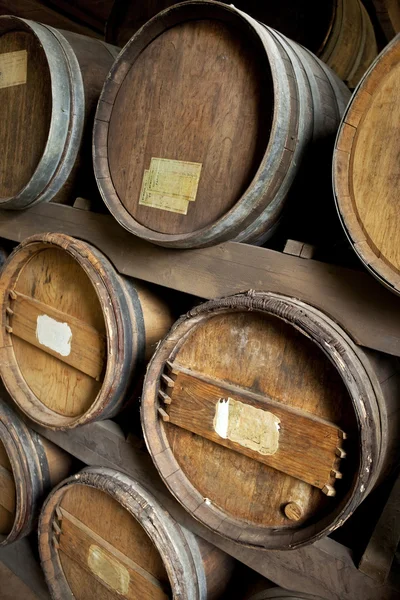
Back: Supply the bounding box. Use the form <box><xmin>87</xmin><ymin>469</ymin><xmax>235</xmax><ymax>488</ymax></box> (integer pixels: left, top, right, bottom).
<box><xmin>0</xmin><ymin>233</ymin><xmax>174</xmax><ymax>429</ymax></box>
<box><xmin>94</xmin><ymin>1</ymin><xmax>350</xmax><ymax>249</ymax></box>
<box><xmin>46</xmin><ymin>0</ymin><xmax>114</xmax><ymax>33</ymax></box>
<box><xmin>0</xmin><ymin>399</ymin><xmax>71</xmax><ymax>546</ymax></box>
<box><xmin>141</xmin><ymin>292</ymin><xmax>400</xmax><ymax>550</ymax></box>
<box><xmin>39</xmin><ymin>467</ymin><xmax>235</xmax><ymax>599</ymax></box>
<box><xmin>0</xmin><ymin>15</ymin><xmax>118</xmax><ymax>210</ymax></box>
<box><xmin>333</xmin><ymin>34</ymin><xmax>400</xmax><ymax>296</ymax></box>
<box><xmin>105</xmin><ymin>0</ymin><xmax>376</xmax><ymax>87</ymax></box>
<box><xmin>372</xmin><ymin>0</ymin><xmax>400</xmax><ymax>40</ymax></box>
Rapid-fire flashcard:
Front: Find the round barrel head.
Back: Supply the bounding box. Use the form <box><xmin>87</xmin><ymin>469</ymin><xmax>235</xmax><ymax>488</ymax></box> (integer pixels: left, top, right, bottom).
<box><xmin>3</xmin><ymin>239</ymin><xmax>107</xmax><ymax>424</ymax></box>
<box><xmin>0</xmin><ymin>21</ymin><xmax>52</xmax><ymax>200</ymax></box>
<box><xmin>143</xmin><ymin>296</ymin><xmax>363</xmax><ymax>548</ymax></box>
<box><xmin>0</xmin><ymin>440</ymin><xmax>15</xmax><ymax>537</ymax></box>
<box><xmin>334</xmin><ymin>36</ymin><xmax>400</xmax><ymax>293</ymax></box>
<box><xmin>106</xmin><ymin>5</ymin><xmax>272</xmax><ymax>236</ymax></box>
<box><xmin>53</xmin><ymin>484</ymin><xmax>171</xmax><ymax>600</ymax></box>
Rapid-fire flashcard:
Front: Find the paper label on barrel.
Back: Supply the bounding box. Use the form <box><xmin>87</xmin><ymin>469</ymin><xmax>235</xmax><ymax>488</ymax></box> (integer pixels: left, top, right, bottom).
<box><xmin>214</xmin><ymin>398</ymin><xmax>280</xmax><ymax>455</ymax></box>
<box><xmin>88</xmin><ymin>544</ymin><xmax>130</xmax><ymax>594</ymax></box>
<box><xmin>36</xmin><ymin>315</ymin><xmax>72</xmax><ymax>357</ymax></box>
<box><xmin>139</xmin><ymin>158</ymin><xmax>202</xmax><ymax>214</ymax></box>
<box><xmin>0</xmin><ymin>50</ymin><xmax>27</xmax><ymax>90</ymax></box>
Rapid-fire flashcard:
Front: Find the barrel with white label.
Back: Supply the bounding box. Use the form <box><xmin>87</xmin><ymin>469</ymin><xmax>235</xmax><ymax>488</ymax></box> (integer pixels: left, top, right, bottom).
<box><xmin>0</xmin><ymin>15</ymin><xmax>118</xmax><ymax>210</ymax></box>
<box><xmin>0</xmin><ymin>399</ymin><xmax>71</xmax><ymax>546</ymax></box>
<box><xmin>39</xmin><ymin>467</ymin><xmax>235</xmax><ymax>600</ymax></box>
<box><xmin>142</xmin><ymin>292</ymin><xmax>400</xmax><ymax>550</ymax></box>
<box><xmin>0</xmin><ymin>233</ymin><xmax>174</xmax><ymax>429</ymax></box>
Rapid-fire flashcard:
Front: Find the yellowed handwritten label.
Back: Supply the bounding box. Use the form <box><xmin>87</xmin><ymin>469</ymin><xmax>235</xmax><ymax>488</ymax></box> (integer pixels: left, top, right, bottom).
<box><xmin>0</xmin><ymin>50</ymin><xmax>27</xmax><ymax>90</ymax></box>
<box><xmin>139</xmin><ymin>158</ymin><xmax>202</xmax><ymax>215</ymax></box>
<box><xmin>88</xmin><ymin>544</ymin><xmax>130</xmax><ymax>594</ymax></box>
<box><xmin>214</xmin><ymin>398</ymin><xmax>280</xmax><ymax>455</ymax></box>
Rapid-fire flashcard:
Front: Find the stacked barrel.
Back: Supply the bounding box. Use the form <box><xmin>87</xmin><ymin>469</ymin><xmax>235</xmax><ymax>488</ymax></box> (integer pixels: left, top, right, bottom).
<box><xmin>0</xmin><ymin>1</ymin><xmax>398</xmax><ymax>599</ymax></box>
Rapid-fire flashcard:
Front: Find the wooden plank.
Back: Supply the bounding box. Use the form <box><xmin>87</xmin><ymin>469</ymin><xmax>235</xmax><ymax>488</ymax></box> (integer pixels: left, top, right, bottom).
<box><xmin>359</xmin><ymin>471</ymin><xmax>400</xmax><ymax>583</ymax></box>
<box><xmin>57</xmin><ymin>508</ymin><xmax>169</xmax><ymax>600</ymax></box>
<box><xmin>0</xmin><ymin>203</ymin><xmax>399</xmax><ymax>356</ymax></box>
<box><xmin>165</xmin><ymin>366</ymin><xmax>344</xmax><ymax>491</ymax></box>
<box><xmin>23</xmin><ymin>417</ymin><xmax>400</xmax><ymax>600</ymax></box>
<box><xmin>8</xmin><ymin>290</ymin><xmax>106</xmax><ymax>380</ymax></box>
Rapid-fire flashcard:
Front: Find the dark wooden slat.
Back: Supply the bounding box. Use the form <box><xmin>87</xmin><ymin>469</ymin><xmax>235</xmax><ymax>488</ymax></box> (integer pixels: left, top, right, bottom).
<box><xmin>0</xmin><ymin>204</ymin><xmax>400</xmax><ymax>356</ymax></box>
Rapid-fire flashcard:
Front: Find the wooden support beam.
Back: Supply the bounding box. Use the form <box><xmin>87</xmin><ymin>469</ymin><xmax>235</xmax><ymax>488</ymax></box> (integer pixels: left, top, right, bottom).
<box><xmin>0</xmin><ymin>204</ymin><xmax>399</xmax><ymax>357</ymax></box>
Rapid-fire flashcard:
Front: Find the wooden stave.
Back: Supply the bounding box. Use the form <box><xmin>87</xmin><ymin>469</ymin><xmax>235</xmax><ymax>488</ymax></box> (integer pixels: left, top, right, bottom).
<box><xmin>0</xmin><ymin>233</ymin><xmax>150</xmax><ymax>429</ymax></box>
<box><xmin>141</xmin><ymin>291</ymin><xmax>400</xmax><ymax>550</ymax></box>
<box><xmin>38</xmin><ymin>467</ymin><xmax>234</xmax><ymax>600</ymax></box>
<box><xmin>0</xmin><ymin>16</ymin><xmax>117</xmax><ymax>210</ymax></box>
<box><xmin>333</xmin><ymin>33</ymin><xmax>400</xmax><ymax>297</ymax></box>
<box><xmin>0</xmin><ymin>399</ymin><xmax>70</xmax><ymax>545</ymax></box>
<box><xmin>94</xmin><ymin>1</ymin><xmax>350</xmax><ymax>249</ymax></box>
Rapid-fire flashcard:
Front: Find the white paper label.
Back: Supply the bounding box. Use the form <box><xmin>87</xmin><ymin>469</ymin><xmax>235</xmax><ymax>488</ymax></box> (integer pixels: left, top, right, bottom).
<box><xmin>214</xmin><ymin>397</ymin><xmax>280</xmax><ymax>455</ymax></box>
<box><xmin>36</xmin><ymin>315</ymin><xmax>72</xmax><ymax>357</ymax></box>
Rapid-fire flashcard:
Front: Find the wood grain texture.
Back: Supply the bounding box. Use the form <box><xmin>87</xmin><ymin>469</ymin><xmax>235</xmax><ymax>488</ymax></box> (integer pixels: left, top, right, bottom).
<box><xmin>0</xmin><ymin>30</ymin><xmax>51</xmax><ymax>199</ymax></box>
<box><xmin>11</xmin><ymin>246</ymin><xmax>105</xmax><ymax>418</ymax></box>
<box><xmin>108</xmin><ymin>17</ymin><xmax>270</xmax><ymax>236</ymax></box>
<box><xmin>0</xmin><ymin>397</ymin><xmax>72</xmax><ymax>546</ymax></box>
<box><xmin>1</xmin><ymin>203</ymin><xmax>400</xmax><ymax>356</ymax></box>
<box><xmin>0</xmin><ymin>16</ymin><xmax>117</xmax><ymax>209</ymax></box>
<box><xmin>46</xmin><ymin>0</ymin><xmax>114</xmax><ymax>32</ymax></box>
<box><xmin>31</xmin><ymin>419</ymin><xmax>400</xmax><ymax>600</ymax></box>
<box><xmin>164</xmin><ymin>365</ymin><xmax>345</xmax><ymax>491</ymax></box>
<box><xmin>39</xmin><ymin>468</ymin><xmax>235</xmax><ymax>600</ymax></box>
<box><xmin>334</xmin><ymin>35</ymin><xmax>400</xmax><ymax>295</ymax></box>
<box><xmin>95</xmin><ymin>1</ymin><xmax>350</xmax><ymax>248</ymax></box>
<box><xmin>142</xmin><ymin>292</ymin><xmax>400</xmax><ymax>549</ymax></box>
<box><xmin>0</xmin><ymin>233</ymin><xmax>173</xmax><ymax>429</ymax></box>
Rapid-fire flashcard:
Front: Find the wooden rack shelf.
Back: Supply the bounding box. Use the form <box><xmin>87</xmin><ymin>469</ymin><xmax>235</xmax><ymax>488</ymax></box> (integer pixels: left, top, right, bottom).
<box><xmin>0</xmin><ymin>202</ymin><xmax>399</xmax><ymax>600</ymax></box>
<box><xmin>0</xmin><ymin>203</ymin><xmax>399</xmax><ymax>356</ymax></box>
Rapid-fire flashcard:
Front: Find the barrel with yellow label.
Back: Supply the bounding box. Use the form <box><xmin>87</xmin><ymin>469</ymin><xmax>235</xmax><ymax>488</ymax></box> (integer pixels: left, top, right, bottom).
<box><xmin>39</xmin><ymin>467</ymin><xmax>235</xmax><ymax>600</ymax></box>
<box><xmin>94</xmin><ymin>0</ymin><xmax>350</xmax><ymax>249</ymax></box>
<box><xmin>0</xmin><ymin>233</ymin><xmax>174</xmax><ymax>429</ymax></box>
<box><xmin>141</xmin><ymin>292</ymin><xmax>400</xmax><ymax>549</ymax></box>
<box><xmin>0</xmin><ymin>399</ymin><xmax>71</xmax><ymax>546</ymax></box>
<box><xmin>0</xmin><ymin>15</ymin><xmax>118</xmax><ymax>209</ymax></box>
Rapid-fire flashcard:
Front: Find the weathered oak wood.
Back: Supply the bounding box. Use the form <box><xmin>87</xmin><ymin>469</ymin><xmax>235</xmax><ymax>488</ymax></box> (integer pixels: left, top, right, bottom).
<box><xmin>165</xmin><ymin>365</ymin><xmax>345</xmax><ymax>491</ymax></box>
<box><xmin>0</xmin><ymin>203</ymin><xmax>400</xmax><ymax>357</ymax></box>
<box><xmin>39</xmin><ymin>467</ymin><xmax>235</xmax><ymax>600</ymax></box>
<box><xmin>26</xmin><ymin>418</ymin><xmax>400</xmax><ymax>600</ymax></box>
<box><xmin>0</xmin><ymin>233</ymin><xmax>174</xmax><ymax>429</ymax></box>
<box><xmin>95</xmin><ymin>1</ymin><xmax>350</xmax><ymax>248</ymax></box>
<box><xmin>334</xmin><ymin>34</ymin><xmax>400</xmax><ymax>297</ymax></box>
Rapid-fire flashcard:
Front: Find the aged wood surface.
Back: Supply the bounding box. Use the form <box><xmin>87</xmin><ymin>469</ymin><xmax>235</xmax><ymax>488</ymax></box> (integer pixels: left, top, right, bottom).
<box><xmin>0</xmin><ymin>16</ymin><xmax>116</xmax><ymax>209</ymax></box>
<box><xmin>334</xmin><ymin>34</ymin><xmax>400</xmax><ymax>296</ymax></box>
<box><xmin>95</xmin><ymin>0</ymin><xmax>350</xmax><ymax>248</ymax></box>
<box><xmin>163</xmin><ymin>365</ymin><xmax>345</xmax><ymax>491</ymax></box>
<box><xmin>28</xmin><ymin>418</ymin><xmax>400</xmax><ymax>600</ymax></box>
<box><xmin>142</xmin><ymin>292</ymin><xmax>400</xmax><ymax>549</ymax></box>
<box><xmin>0</xmin><ymin>537</ymin><xmax>51</xmax><ymax>600</ymax></box>
<box><xmin>358</xmin><ymin>471</ymin><xmax>400</xmax><ymax>583</ymax></box>
<box><xmin>0</xmin><ymin>233</ymin><xmax>173</xmax><ymax>429</ymax></box>
<box><xmin>0</xmin><ymin>203</ymin><xmax>400</xmax><ymax>356</ymax></box>
<box><xmin>39</xmin><ymin>467</ymin><xmax>234</xmax><ymax>600</ymax></box>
